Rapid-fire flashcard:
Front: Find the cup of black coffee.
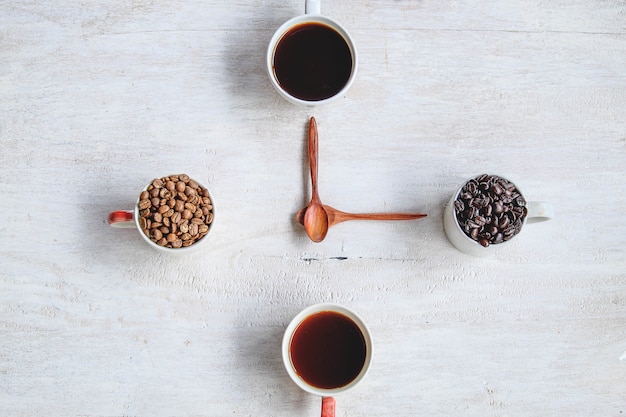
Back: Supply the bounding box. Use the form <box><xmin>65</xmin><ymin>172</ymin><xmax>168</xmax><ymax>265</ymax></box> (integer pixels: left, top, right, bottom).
<box><xmin>443</xmin><ymin>174</ymin><xmax>553</xmax><ymax>256</ymax></box>
<box><xmin>282</xmin><ymin>303</ymin><xmax>372</xmax><ymax>417</ymax></box>
<box><xmin>266</xmin><ymin>0</ymin><xmax>358</xmax><ymax>105</ymax></box>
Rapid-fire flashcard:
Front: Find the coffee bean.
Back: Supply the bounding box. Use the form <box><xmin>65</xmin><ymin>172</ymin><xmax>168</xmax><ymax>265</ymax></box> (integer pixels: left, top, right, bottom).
<box><xmin>137</xmin><ymin>174</ymin><xmax>214</xmax><ymax>249</ymax></box>
<box><xmin>138</xmin><ymin>199</ymin><xmax>151</xmax><ymax>210</ymax></box>
<box><xmin>453</xmin><ymin>174</ymin><xmax>527</xmax><ymax>247</ymax></box>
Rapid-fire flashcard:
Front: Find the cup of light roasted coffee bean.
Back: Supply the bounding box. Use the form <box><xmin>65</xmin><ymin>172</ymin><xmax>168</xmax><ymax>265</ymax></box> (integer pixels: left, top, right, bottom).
<box><xmin>108</xmin><ymin>174</ymin><xmax>214</xmax><ymax>253</ymax></box>
<box><xmin>443</xmin><ymin>174</ymin><xmax>553</xmax><ymax>256</ymax></box>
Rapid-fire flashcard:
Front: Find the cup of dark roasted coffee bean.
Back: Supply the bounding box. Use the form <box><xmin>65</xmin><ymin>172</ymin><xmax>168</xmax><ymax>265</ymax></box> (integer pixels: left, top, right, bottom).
<box><xmin>108</xmin><ymin>174</ymin><xmax>214</xmax><ymax>253</ymax></box>
<box><xmin>444</xmin><ymin>174</ymin><xmax>553</xmax><ymax>256</ymax></box>
<box><xmin>282</xmin><ymin>303</ymin><xmax>372</xmax><ymax>417</ymax></box>
<box><xmin>266</xmin><ymin>0</ymin><xmax>358</xmax><ymax>105</ymax></box>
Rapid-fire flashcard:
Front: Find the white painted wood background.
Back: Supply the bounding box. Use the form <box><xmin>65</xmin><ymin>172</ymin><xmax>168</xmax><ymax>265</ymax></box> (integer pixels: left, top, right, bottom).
<box><xmin>1</xmin><ymin>1</ymin><xmax>625</xmax><ymax>416</ymax></box>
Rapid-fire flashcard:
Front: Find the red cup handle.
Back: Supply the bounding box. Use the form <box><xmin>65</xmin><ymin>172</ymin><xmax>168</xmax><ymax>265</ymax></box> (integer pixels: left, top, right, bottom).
<box><xmin>321</xmin><ymin>397</ymin><xmax>335</xmax><ymax>417</ymax></box>
<box><xmin>107</xmin><ymin>210</ymin><xmax>135</xmax><ymax>228</ymax></box>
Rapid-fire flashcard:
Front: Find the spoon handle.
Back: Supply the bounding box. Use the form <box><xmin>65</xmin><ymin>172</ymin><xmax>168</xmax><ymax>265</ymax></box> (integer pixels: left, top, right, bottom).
<box><xmin>309</xmin><ymin>117</ymin><xmax>321</xmax><ymax>202</ymax></box>
<box><xmin>332</xmin><ymin>211</ymin><xmax>427</xmax><ymax>224</ymax></box>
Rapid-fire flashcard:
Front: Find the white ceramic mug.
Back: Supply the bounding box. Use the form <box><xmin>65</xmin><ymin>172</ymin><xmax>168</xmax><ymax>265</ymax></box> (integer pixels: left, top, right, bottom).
<box><xmin>266</xmin><ymin>0</ymin><xmax>358</xmax><ymax>106</ymax></box>
<box><xmin>107</xmin><ymin>175</ymin><xmax>214</xmax><ymax>254</ymax></box>
<box><xmin>282</xmin><ymin>303</ymin><xmax>372</xmax><ymax>417</ymax></box>
<box><xmin>443</xmin><ymin>175</ymin><xmax>553</xmax><ymax>257</ymax></box>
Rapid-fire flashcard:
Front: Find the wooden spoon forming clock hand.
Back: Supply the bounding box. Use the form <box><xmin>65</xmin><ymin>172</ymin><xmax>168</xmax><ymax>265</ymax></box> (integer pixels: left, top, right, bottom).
<box><xmin>302</xmin><ymin>117</ymin><xmax>330</xmax><ymax>242</ymax></box>
<box><xmin>297</xmin><ymin>205</ymin><xmax>427</xmax><ymax>227</ymax></box>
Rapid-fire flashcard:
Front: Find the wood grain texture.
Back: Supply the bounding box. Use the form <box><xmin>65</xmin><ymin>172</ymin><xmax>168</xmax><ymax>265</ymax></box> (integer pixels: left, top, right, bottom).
<box><xmin>1</xmin><ymin>1</ymin><xmax>625</xmax><ymax>416</ymax></box>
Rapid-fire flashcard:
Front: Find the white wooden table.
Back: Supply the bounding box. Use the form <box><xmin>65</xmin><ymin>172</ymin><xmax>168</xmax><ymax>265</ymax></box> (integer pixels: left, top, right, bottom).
<box><xmin>1</xmin><ymin>1</ymin><xmax>625</xmax><ymax>416</ymax></box>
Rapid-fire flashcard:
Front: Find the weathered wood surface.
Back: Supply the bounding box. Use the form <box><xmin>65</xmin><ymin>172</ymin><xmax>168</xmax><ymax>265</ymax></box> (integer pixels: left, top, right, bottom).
<box><xmin>1</xmin><ymin>1</ymin><xmax>625</xmax><ymax>416</ymax></box>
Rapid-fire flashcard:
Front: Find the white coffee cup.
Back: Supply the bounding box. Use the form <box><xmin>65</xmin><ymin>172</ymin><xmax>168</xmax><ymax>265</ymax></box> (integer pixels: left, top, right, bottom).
<box><xmin>443</xmin><ymin>174</ymin><xmax>553</xmax><ymax>257</ymax></box>
<box><xmin>107</xmin><ymin>175</ymin><xmax>214</xmax><ymax>254</ymax></box>
<box><xmin>282</xmin><ymin>303</ymin><xmax>372</xmax><ymax>417</ymax></box>
<box><xmin>266</xmin><ymin>0</ymin><xmax>358</xmax><ymax>106</ymax></box>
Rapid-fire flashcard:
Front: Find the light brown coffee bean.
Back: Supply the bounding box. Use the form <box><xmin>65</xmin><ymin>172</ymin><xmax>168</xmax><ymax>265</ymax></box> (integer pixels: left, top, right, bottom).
<box><xmin>184</xmin><ymin>202</ymin><xmax>196</xmax><ymax>213</ymax></box>
<box><xmin>138</xmin><ymin>199</ymin><xmax>151</xmax><ymax>210</ymax></box>
<box><xmin>138</xmin><ymin>174</ymin><xmax>213</xmax><ymax>249</ymax></box>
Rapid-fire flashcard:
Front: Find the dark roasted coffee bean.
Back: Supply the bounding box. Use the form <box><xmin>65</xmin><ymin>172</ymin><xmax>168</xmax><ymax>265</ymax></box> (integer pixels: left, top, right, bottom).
<box><xmin>453</xmin><ymin>174</ymin><xmax>527</xmax><ymax>247</ymax></box>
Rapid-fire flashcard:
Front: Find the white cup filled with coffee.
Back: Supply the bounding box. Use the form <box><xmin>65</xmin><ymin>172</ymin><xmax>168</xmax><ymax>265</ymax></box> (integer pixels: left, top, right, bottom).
<box><xmin>267</xmin><ymin>0</ymin><xmax>358</xmax><ymax>105</ymax></box>
<box><xmin>282</xmin><ymin>303</ymin><xmax>372</xmax><ymax>417</ymax></box>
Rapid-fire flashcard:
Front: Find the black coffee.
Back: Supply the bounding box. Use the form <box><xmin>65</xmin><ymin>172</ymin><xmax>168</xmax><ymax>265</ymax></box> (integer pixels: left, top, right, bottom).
<box><xmin>290</xmin><ymin>311</ymin><xmax>366</xmax><ymax>389</ymax></box>
<box><xmin>273</xmin><ymin>22</ymin><xmax>352</xmax><ymax>101</ymax></box>
<box><xmin>454</xmin><ymin>174</ymin><xmax>528</xmax><ymax>247</ymax></box>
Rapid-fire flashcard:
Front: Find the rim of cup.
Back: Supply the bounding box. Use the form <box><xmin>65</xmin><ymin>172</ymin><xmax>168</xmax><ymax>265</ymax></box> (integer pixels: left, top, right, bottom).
<box><xmin>266</xmin><ymin>15</ymin><xmax>358</xmax><ymax>106</ymax></box>
<box><xmin>282</xmin><ymin>303</ymin><xmax>373</xmax><ymax>396</ymax></box>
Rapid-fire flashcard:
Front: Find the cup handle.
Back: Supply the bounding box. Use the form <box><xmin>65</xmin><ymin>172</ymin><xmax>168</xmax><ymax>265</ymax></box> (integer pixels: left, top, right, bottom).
<box><xmin>526</xmin><ymin>201</ymin><xmax>554</xmax><ymax>224</ymax></box>
<box><xmin>305</xmin><ymin>0</ymin><xmax>321</xmax><ymax>14</ymax></box>
<box><xmin>107</xmin><ymin>210</ymin><xmax>135</xmax><ymax>228</ymax></box>
<box><xmin>321</xmin><ymin>397</ymin><xmax>335</xmax><ymax>417</ymax></box>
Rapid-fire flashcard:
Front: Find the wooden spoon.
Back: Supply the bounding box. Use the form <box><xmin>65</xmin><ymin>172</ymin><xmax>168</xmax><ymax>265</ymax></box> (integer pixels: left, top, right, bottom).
<box><xmin>302</xmin><ymin>117</ymin><xmax>329</xmax><ymax>243</ymax></box>
<box><xmin>297</xmin><ymin>205</ymin><xmax>427</xmax><ymax>227</ymax></box>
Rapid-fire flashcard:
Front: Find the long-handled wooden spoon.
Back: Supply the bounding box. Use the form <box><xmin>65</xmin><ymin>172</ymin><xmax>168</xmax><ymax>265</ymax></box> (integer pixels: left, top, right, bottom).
<box><xmin>302</xmin><ymin>117</ymin><xmax>329</xmax><ymax>243</ymax></box>
<box><xmin>297</xmin><ymin>205</ymin><xmax>427</xmax><ymax>228</ymax></box>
